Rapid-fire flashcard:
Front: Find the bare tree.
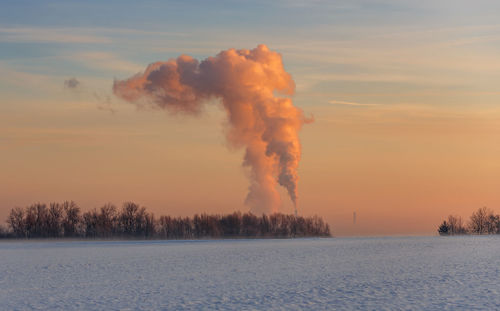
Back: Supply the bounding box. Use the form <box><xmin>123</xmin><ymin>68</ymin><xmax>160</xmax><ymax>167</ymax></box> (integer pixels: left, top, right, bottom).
<box><xmin>47</xmin><ymin>203</ymin><xmax>64</xmax><ymax>237</ymax></box>
<box><xmin>220</xmin><ymin>212</ymin><xmax>241</xmax><ymax>237</ymax></box>
<box><xmin>469</xmin><ymin>207</ymin><xmax>493</xmax><ymax>235</ymax></box>
<box><xmin>82</xmin><ymin>209</ymin><xmax>99</xmax><ymax>238</ymax></box>
<box><xmin>447</xmin><ymin>215</ymin><xmax>467</xmax><ymax>235</ymax></box>
<box><xmin>62</xmin><ymin>201</ymin><xmax>81</xmax><ymax>237</ymax></box>
<box><xmin>242</xmin><ymin>213</ymin><xmax>259</xmax><ymax>237</ymax></box>
<box><xmin>119</xmin><ymin>202</ymin><xmax>139</xmax><ymax>236</ymax></box>
<box><xmin>97</xmin><ymin>203</ymin><xmax>117</xmax><ymax>237</ymax></box>
<box><xmin>3</xmin><ymin>201</ymin><xmax>332</xmax><ymax>239</ymax></box>
<box><xmin>7</xmin><ymin>207</ymin><xmax>26</xmax><ymax>238</ymax></box>
<box><xmin>25</xmin><ymin>203</ymin><xmax>48</xmax><ymax>238</ymax></box>
<box><xmin>486</xmin><ymin>213</ymin><xmax>500</xmax><ymax>234</ymax></box>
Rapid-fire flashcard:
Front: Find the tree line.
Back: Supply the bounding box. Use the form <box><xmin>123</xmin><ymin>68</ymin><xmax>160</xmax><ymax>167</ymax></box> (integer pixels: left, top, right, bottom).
<box><xmin>438</xmin><ymin>207</ymin><xmax>500</xmax><ymax>235</ymax></box>
<box><xmin>2</xmin><ymin>201</ymin><xmax>331</xmax><ymax>239</ymax></box>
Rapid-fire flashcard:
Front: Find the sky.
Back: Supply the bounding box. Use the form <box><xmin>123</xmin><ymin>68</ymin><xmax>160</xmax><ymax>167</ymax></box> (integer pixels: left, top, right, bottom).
<box><xmin>1</xmin><ymin>0</ymin><xmax>500</xmax><ymax>235</ymax></box>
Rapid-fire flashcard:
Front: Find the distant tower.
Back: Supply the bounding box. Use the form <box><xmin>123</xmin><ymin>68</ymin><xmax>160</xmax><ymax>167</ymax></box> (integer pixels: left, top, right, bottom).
<box><xmin>353</xmin><ymin>211</ymin><xmax>356</xmax><ymax>225</ymax></box>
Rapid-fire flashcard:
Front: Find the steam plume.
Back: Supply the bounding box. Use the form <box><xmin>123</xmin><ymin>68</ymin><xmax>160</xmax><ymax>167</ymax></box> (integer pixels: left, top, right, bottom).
<box><xmin>113</xmin><ymin>44</ymin><xmax>307</xmax><ymax>213</ymax></box>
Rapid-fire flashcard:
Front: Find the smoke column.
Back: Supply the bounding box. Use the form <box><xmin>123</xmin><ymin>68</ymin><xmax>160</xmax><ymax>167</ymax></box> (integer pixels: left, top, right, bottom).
<box><xmin>113</xmin><ymin>44</ymin><xmax>307</xmax><ymax>213</ymax></box>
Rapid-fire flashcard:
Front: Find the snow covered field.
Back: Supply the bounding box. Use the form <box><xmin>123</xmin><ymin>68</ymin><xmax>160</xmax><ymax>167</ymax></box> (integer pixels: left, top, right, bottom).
<box><xmin>1</xmin><ymin>236</ymin><xmax>500</xmax><ymax>310</ymax></box>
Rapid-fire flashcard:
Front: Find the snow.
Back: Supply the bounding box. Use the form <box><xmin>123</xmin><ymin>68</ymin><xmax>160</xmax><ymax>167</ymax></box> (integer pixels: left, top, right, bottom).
<box><xmin>1</xmin><ymin>236</ymin><xmax>500</xmax><ymax>310</ymax></box>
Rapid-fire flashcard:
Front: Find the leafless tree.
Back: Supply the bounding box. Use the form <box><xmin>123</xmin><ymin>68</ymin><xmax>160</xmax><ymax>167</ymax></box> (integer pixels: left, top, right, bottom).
<box><xmin>47</xmin><ymin>203</ymin><xmax>64</xmax><ymax>237</ymax></box>
<box><xmin>62</xmin><ymin>201</ymin><xmax>81</xmax><ymax>237</ymax></box>
<box><xmin>446</xmin><ymin>215</ymin><xmax>467</xmax><ymax>235</ymax></box>
<box><xmin>4</xmin><ymin>202</ymin><xmax>331</xmax><ymax>239</ymax></box>
<box><xmin>7</xmin><ymin>207</ymin><xmax>26</xmax><ymax>238</ymax></box>
<box><xmin>469</xmin><ymin>207</ymin><xmax>493</xmax><ymax>235</ymax></box>
<box><xmin>97</xmin><ymin>203</ymin><xmax>117</xmax><ymax>237</ymax></box>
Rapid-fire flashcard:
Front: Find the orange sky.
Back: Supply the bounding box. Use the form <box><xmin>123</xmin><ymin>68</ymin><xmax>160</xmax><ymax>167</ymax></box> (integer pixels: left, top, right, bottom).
<box><xmin>2</xmin><ymin>96</ymin><xmax>500</xmax><ymax>235</ymax></box>
<box><xmin>1</xmin><ymin>1</ymin><xmax>500</xmax><ymax>235</ymax></box>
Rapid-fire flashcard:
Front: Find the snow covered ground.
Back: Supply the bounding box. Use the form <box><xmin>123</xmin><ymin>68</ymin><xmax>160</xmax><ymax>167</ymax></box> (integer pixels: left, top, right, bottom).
<box><xmin>1</xmin><ymin>236</ymin><xmax>500</xmax><ymax>310</ymax></box>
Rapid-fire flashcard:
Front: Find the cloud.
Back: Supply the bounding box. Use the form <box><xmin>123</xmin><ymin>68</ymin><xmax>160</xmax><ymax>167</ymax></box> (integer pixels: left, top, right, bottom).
<box><xmin>64</xmin><ymin>77</ymin><xmax>80</xmax><ymax>89</ymax></box>
<box><xmin>94</xmin><ymin>92</ymin><xmax>117</xmax><ymax>114</ymax></box>
<box><xmin>0</xmin><ymin>63</ymin><xmax>62</xmax><ymax>93</ymax></box>
<box><xmin>0</xmin><ymin>27</ymin><xmax>110</xmax><ymax>44</ymax></box>
<box><xmin>328</xmin><ymin>100</ymin><xmax>378</xmax><ymax>107</ymax></box>
<box><xmin>75</xmin><ymin>52</ymin><xmax>143</xmax><ymax>73</ymax></box>
<box><xmin>61</xmin><ymin>76</ymin><xmax>118</xmax><ymax>114</ymax></box>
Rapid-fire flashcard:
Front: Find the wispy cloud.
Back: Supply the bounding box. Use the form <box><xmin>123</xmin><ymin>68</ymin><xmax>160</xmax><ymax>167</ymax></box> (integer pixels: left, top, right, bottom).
<box><xmin>0</xmin><ymin>63</ymin><xmax>62</xmax><ymax>92</ymax></box>
<box><xmin>328</xmin><ymin>100</ymin><xmax>379</xmax><ymax>107</ymax></box>
<box><xmin>74</xmin><ymin>52</ymin><xmax>143</xmax><ymax>73</ymax></box>
<box><xmin>0</xmin><ymin>27</ymin><xmax>110</xmax><ymax>43</ymax></box>
<box><xmin>277</xmin><ymin>0</ymin><xmax>359</xmax><ymax>10</ymax></box>
<box><xmin>443</xmin><ymin>34</ymin><xmax>500</xmax><ymax>47</ymax></box>
<box><xmin>0</xmin><ymin>26</ymin><xmax>187</xmax><ymax>45</ymax></box>
<box><xmin>313</xmin><ymin>73</ymin><xmax>423</xmax><ymax>83</ymax></box>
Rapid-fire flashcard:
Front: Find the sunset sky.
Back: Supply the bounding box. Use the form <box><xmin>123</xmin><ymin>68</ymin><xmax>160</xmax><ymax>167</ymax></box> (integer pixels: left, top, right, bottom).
<box><xmin>1</xmin><ymin>0</ymin><xmax>500</xmax><ymax>235</ymax></box>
